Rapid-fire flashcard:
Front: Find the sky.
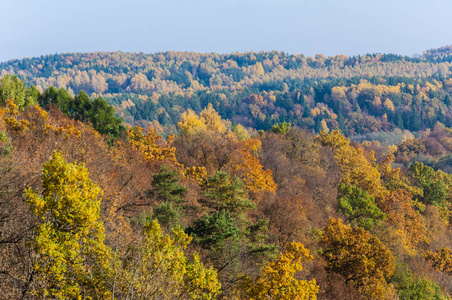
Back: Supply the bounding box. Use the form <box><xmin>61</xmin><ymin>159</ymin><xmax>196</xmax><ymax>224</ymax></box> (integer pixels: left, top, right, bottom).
<box><xmin>1</xmin><ymin>0</ymin><xmax>452</xmax><ymax>62</ymax></box>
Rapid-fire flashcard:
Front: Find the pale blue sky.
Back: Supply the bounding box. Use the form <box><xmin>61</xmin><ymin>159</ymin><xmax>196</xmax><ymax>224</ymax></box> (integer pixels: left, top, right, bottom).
<box><xmin>1</xmin><ymin>0</ymin><xmax>451</xmax><ymax>62</ymax></box>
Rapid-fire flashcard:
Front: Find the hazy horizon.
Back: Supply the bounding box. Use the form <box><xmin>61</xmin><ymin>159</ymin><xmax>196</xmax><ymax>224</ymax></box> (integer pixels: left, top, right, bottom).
<box><xmin>0</xmin><ymin>49</ymin><xmax>428</xmax><ymax>63</ymax></box>
<box><xmin>2</xmin><ymin>0</ymin><xmax>451</xmax><ymax>62</ymax></box>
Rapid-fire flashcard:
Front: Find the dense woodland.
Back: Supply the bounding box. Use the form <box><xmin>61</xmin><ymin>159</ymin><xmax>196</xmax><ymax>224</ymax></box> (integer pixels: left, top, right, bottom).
<box><xmin>3</xmin><ymin>48</ymin><xmax>452</xmax><ymax>299</ymax></box>
<box><xmin>3</xmin><ymin>49</ymin><xmax>452</xmax><ymax>137</ymax></box>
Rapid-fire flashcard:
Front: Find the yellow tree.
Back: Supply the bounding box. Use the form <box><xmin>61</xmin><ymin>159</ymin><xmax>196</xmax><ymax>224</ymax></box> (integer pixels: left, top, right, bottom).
<box><xmin>320</xmin><ymin>218</ymin><xmax>395</xmax><ymax>300</ymax></box>
<box><xmin>319</xmin><ymin>130</ymin><xmax>383</xmax><ymax>198</ymax></box>
<box><xmin>178</xmin><ymin>104</ymin><xmax>227</xmax><ymax>135</ymax></box>
<box><xmin>177</xmin><ymin>106</ymin><xmax>277</xmax><ymax>193</ymax></box>
<box><xmin>4</xmin><ymin>99</ymin><xmax>30</xmax><ymax>133</ymax></box>
<box><xmin>240</xmin><ymin>241</ymin><xmax>319</xmax><ymax>300</ymax></box>
<box><xmin>26</xmin><ymin>151</ymin><xmax>112</xmax><ymax>299</ymax></box>
<box><xmin>127</xmin><ymin>126</ymin><xmax>179</xmax><ymax>165</ymax></box>
<box><xmin>232</xmin><ymin>123</ymin><xmax>251</xmax><ymax>141</ymax></box>
<box><xmin>425</xmin><ymin>247</ymin><xmax>452</xmax><ymax>275</ymax></box>
<box><xmin>114</xmin><ymin>219</ymin><xmax>221</xmax><ymax>299</ymax></box>
<box><xmin>178</xmin><ymin>109</ymin><xmax>208</xmax><ymax>135</ymax></box>
<box><xmin>199</xmin><ymin>103</ymin><xmax>227</xmax><ymax>134</ymax></box>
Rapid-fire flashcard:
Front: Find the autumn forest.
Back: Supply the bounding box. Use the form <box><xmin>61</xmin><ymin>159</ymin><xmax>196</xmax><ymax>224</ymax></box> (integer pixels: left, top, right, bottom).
<box><xmin>2</xmin><ymin>47</ymin><xmax>452</xmax><ymax>299</ymax></box>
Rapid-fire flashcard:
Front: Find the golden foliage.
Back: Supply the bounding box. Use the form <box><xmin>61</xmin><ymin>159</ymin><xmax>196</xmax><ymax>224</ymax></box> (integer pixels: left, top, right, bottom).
<box><xmin>4</xmin><ymin>99</ymin><xmax>30</xmax><ymax>133</ymax></box>
<box><xmin>319</xmin><ymin>130</ymin><xmax>384</xmax><ymax>198</ymax></box>
<box><xmin>184</xmin><ymin>165</ymin><xmax>208</xmax><ymax>184</ymax></box>
<box><xmin>425</xmin><ymin>247</ymin><xmax>452</xmax><ymax>275</ymax></box>
<box><xmin>178</xmin><ymin>106</ymin><xmax>277</xmax><ymax>193</ymax></box>
<box><xmin>26</xmin><ymin>151</ymin><xmax>112</xmax><ymax>299</ymax></box>
<box><xmin>179</xmin><ymin>104</ymin><xmax>228</xmax><ymax>135</ymax></box>
<box><xmin>231</xmin><ymin>138</ymin><xmax>277</xmax><ymax>193</ymax></box>
<box><xmin>320</xmin><ymin>218</ymin><xmax>395</xmax><ymax>300</ymax></box>
<box><xmin>4</xmin><ymin>101</ymin><xmax>82</xmax><ymax>140</ymax></box>
<box><xmin>115</xmin><ymin>219</ymin><xmax>221</xmax><ymax>299</ymax></box>
<box><xmin>240</xmin><ymin>241</ymin><xmax>319</xmax><ymax>300</ymax></box>
<box><xmin>127</xmin><ymin>126</ymin><xmax>179</xmax><ymax>165</ymax></box>
<box><xmin>178</xmin><ymin>109</ymin><xmax>208</xmax><ymax>135</ymax></box>
<box><xmin>384</xmin><ymin>189</ymin><xmax>426</xmax><ymax>250</ymax></box>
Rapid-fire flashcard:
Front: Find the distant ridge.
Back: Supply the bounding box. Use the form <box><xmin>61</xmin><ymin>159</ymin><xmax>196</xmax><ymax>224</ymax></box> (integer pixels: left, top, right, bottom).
<box><xmin>1</xmin><ymin>48</ymin><xmax>452</xmax><ymax>136</ymax></box>
<box><xmin>423</xmin><ymin>45</ymin><xmax>452</xmax><ymax>59</ymax></box>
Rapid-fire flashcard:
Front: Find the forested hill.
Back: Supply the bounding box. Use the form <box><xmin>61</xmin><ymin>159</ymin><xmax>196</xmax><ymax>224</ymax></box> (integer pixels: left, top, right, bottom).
<box><xmin>6</xmin><ymin>51</ymin><xmax>452</xmax><ymax>298</ymax></box>
<box><xmin>2</xmin><ymin>49</ymin><xmax>452</xmax><ymax>135</ymax></box>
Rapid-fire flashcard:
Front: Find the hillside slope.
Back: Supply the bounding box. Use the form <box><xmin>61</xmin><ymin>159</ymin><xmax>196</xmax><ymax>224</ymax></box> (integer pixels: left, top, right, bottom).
<box><xmin>2</xmin><ymin>56</ymin><xmax>452</xmax><ymax>299</ymax></box>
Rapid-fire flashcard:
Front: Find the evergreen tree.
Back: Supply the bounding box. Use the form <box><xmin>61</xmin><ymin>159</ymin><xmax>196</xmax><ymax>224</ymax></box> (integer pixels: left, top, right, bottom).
<box><xmin>337</xmin><ymin>184</ymin><xmax>386</xmax><ymax>230</ymax></box>
<box><xmin>38</xmin><ymin>86</ymin><xmax>58</xmax><ymax>107</ymax></box>
<box><xmin>150</xmin><ymin>165</ymin><xmax>187</xmax><ymax>204</ymax></box>
<box><xmin>88</xmin><ymin>96</ymin><xmax>125</xmax><ymax>138</ymax></box>
<box><xmin>69</xmin><ymin>90</ymin><xmax>91</xmax><ymax>121</ymax></box>
<box><xmin>200</xmin><ymin>171</ymin><xmax>254</xmax><ymax>215</ymax></box>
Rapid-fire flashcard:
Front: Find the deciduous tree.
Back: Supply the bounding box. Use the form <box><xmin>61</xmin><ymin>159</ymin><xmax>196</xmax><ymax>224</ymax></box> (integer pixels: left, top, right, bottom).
<box><xmin>240</xmin><ymin>241</ymin><xmax>319</xmax><ymax>300</ymax></box>
<box><xmin>25</xmin><ymin>151</ymin><xmax>112</xmax><ymax>299</ymax></box>
<box><xmin>320</xmin><ymin>218</ymin><xmax>395</xmax><ymax>300</ymax></box>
